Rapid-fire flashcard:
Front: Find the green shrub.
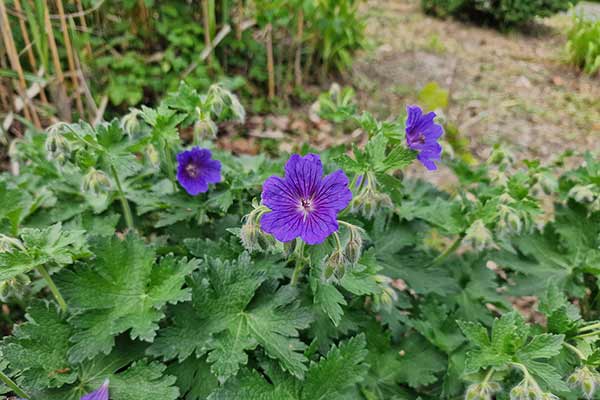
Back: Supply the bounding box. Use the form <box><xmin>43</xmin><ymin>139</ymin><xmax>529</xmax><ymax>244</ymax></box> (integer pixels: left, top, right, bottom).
<box><xmin>422</xmin><ymin>0</ymin><xmax>579</xmax><ymax>27</ymax></box>
<box><xmin>566</xmin><ymin>15</ymin><xmax>600</xmax><ymax>75</ymax></box>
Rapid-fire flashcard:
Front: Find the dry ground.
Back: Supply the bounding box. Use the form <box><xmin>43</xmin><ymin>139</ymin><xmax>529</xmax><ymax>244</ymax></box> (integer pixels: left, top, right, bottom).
<box><xmin>353</xmin><ymin>0</ymin><xmax>600</xmax><ymax>161</ymax></box>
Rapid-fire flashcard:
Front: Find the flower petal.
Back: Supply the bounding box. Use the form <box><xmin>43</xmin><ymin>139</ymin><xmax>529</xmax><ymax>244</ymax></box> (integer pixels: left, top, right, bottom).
<box><xmin>81</xmin><ymin>379</ymin><xmax>109</xmax><ymax>400</ymax></box>
<box><xmin>314</xmin><ymin>169</ymin><xmax>352</xmax><ymax>213</ymax></box>
<box><xmin>262</xmin><ymin>176</ymin><xmax>301</xmax><ymax>210</ymax></box>
<box><xmin>284</xmin><ymin>154</ymin><xmax>323</xmax><ymax>199</ymax></box>
<box><xmin>301</xmin><ymin>210</ymin><xmax>339</xmax><ymax>245</ymax></box>
<box><xmin>260</xmin><ymin>209</ymin><xmax>303</xmax><ymax>243</ymax></box>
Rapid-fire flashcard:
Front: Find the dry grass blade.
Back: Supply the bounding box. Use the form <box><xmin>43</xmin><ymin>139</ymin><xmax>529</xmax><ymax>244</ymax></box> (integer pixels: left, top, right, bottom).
<box><xmin>55</xmin><ymin>0</ymin><xmax>84</xmax><ymax>118</ymax></box>
<box><xmin>0</xmin><ymin>0</ymin><xmax>41</xmax><ymax>128</ymax></box>
<box><xmin>43</xmin><ymin>0</ymin><xmax>70</xmax><ymax>121</ymax></box>
<box><xmin>266</xmin><ymin>23</ymin><xmax>275</xmax><ymax>100</ymax></box>
<box><xmin>13</xmin><ymin>0</ymin><xmax>49</xmax><ymax>104</ymax></box>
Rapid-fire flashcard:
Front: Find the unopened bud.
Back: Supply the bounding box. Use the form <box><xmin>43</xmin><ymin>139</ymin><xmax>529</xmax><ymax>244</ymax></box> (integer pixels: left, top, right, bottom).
<box><xmin>323</xmin><ymin>250</ymin><xmax>346</xmax><ymax>281</ymax></box>
<box><xmin>464</xmin><ymin>219</ymin><xmax>497</xmax><ymax>251</ymax></box>
<box><xmin>122</xmin><ymin>108</ymin><xmax>141</xmax><ymax>136</ymax></box>
<box><xmin>567</xmin><ymin>367</ymin><xmax>598</xmax><ymax>400</ymax></box>
<box><xmin>343</xmin><ymin>223</ymin><xmax>364</xmax><ymax>265</ymax></box>
<box><xmin>0</xmin><ymin>234</ymin><xmax>26</xmax><ymax>253</ymax></box>
<box><xmin>45</xmin><ymin>130</ymin><xmax>71</xmax><ymax>162</ymax></box>
<box><xmin>146</xmin><ymin>144</ymin><xmax>160</xmax><ymax>168</ymax></box>
<box><xmin>569</xmin><ymin>184</ymin><xmax>596</xmax><ymax>203</ymax></box>
<box><xmin>82</xmin><ymin>168</ymin><xmax>112</xmax><ymax>195</ymax></box>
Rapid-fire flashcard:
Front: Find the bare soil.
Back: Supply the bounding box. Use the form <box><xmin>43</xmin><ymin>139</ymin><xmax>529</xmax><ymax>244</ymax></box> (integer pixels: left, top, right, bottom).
<box><xmin>353</xmin><ymin>0</ymin><xmax>600</xmax><ymax>162</ymax></box>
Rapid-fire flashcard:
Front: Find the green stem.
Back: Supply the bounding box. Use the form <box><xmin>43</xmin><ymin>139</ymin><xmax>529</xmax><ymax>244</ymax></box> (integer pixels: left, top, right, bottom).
<box><xmin>163</xmin><ymin>141</ymin><xmax>178</xmax><ymax>192</ymax></box>
<box><xmin>563</xmin><ymin>342</ymin><xmax>586</xmax><ymax>361</ymax></box>
<box><xmin>482</xmin><ymin>368</ymin><xmax>494</xmax><ymax>385</ymax></box>
<box><xmin>574</xmin><ymin>331</ymin><xmax>600</xmax><ymax>340</ymax></box>
<box><xmin>290</xmin><ymin>240</ymin><xmax>306</xmax><ymax>286</ymax></box>
<box><xmin>578</xmin><ymin>322</ymin><xmax>600</xmax><ymax>333</ymax></box>
<box><xmin>356</xmin><ymin>171</ymin><xmax>368</xmax><ymax>193</ymax></box>
<box><xmin>110</xmin><ymin>164</ymin><xmax>135</xmax><ymax>231</ymax></box>
<box><xmin>333</xmin><ymin>232</ymin><xmax>343</xmax><ymax>251</ymax></box>
<box><xmin>429</xmin><ymin>234</ymin><xmax>464</xmax><ymax>267</ymax></box>
<box><xmin>37</xmin><ymin>265</ymin><xmax>67</xmax><ymax>313</ymax></box>
<box><xmin>0</xmin><ymin>370</ymin><xmax>30</xmax><ymax>399</ymax></box>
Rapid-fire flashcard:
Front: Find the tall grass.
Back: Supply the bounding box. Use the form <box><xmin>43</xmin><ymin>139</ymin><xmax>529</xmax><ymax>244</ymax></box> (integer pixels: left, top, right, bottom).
<box><xmin>566</xmin><ymin>15</ymin><xmax>600</xmax><ymax>76</ymax></box>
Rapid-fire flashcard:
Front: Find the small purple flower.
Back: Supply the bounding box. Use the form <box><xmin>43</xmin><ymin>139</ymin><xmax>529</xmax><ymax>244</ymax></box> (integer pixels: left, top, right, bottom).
<box><xmin>260</xmin><ymin>154</ymin><xmax>352</xmax><ymax>245</ymax></box>
<box><xmin>405</xmin><ymin>105</ymin><xmax>443</xmax><ymax>170</ymax></box>
<box><xmin>176</xmin><ymin>147</ymin><xmax>222</xmax><ymax>195</ymax></box>
<box><xmin>81</xmin><ymin>379</ymin><xmax>109</xmax><ymax>400</ymax></box>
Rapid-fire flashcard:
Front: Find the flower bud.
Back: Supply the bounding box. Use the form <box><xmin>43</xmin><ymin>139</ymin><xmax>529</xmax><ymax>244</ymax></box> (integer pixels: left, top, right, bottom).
<box><xmin>497</xmin><ymin>204</ymin><xmax>524</xmax><ymax>235</ymax></box>
<box><xmin>342</xmin><ymin>223</ymin><xmax>364</xmax><ymax>265</ymax></box>
<box><xmin>122</xmin><ymin>108</ymin><xmax>141</xmax><ymax>136</ymax></box>
<box><xmin>0</xmin><ymin>273</ymin><xmax>31</xmax><ymax>300</ymax></box>
<box><xmin>567</xmin><ymin>367</ymin><xmax>598</xmax><ymax>400</ymax></box>
<box><xmin>82</xmin><ymin>168</ymin><xmax>112</xmax><ymax>195</ymax></box>
<box><xmin>240</xmin><ymin>205</ymin><xmax>275</xmax><ymax>253</ymax></box>
<box><xmin>0</xmin><ymin>234</ymin><xmax>26</xmax><ymax>253</ymax></box>
<box><xmin>464</xmin><ymin>219</ymin><xmax>497</xmax><ymax>251</ymax></box>
<box><xmin>350</xmin><ymin>173</ymin><xmax>393</xmax><ymax>219</ymax></box>
<box><xmin>146</xmin><ymin>144</ymin><xmax>160</xmax><ymax>168</ymax></box>
<box><xmin>568</xmin><ymin>184</ymin><xmax>596</xmax><ymax>203</ymax></box>
<box><xmin>45</xmin><ymin>130</ymin><xmax>71</xmax><ymax>162</ymax></box>
<box><xmin>323</xmin><ymin>250</ymin><xmax>346</xmax><ymax>281</ymax></box>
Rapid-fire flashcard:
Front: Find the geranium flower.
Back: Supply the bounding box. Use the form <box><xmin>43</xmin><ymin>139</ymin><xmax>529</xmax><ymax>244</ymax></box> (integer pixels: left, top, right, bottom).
<box><xmin>260</xmin><ymin>154</ymin><xmax>352</xmax><ymax>245</ymax></box>
<box><xmin>405</xmin><ymin>105</ymin><xmax>443</xmax><ymax>170</ymax></box>
<box><xmin>81</xmin><ymin>379</ymin><xmax>109</xmax><ymax>400</ymax></box>
<box><xmin>176</xmin><ymin>147</ymin><xmax>222</xmax><ymax>195</ymax></box>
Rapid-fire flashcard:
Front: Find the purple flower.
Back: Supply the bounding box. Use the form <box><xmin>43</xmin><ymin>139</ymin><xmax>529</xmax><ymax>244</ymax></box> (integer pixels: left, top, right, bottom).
<box><xmin>176</xmin><ymin>147</ymin><xmax>222</xmax><ymax>195</ymax></box>
<box><xmin>81</xmin><ymin>379</ymin><xmax>109</xmax><ymax>400</ymax></box>
<box><xmin>405</xmin><ymin>105</ymin><xmax>443</xmax><ymax>170</ymax></box>
<box><xmin>260</xmin><ymin>154</ymin><xmax>352</xmax><ymax>245</ymax></box>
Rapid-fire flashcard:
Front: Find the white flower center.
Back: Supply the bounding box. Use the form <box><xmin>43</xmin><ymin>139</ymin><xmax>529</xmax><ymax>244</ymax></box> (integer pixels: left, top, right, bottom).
<box><xmin>186</xmin><ymin>163</ymin><xmax>200</xmax><ymax>178</ymax></box>
<box><xmin>298</xmin><ymin>198</ymin><xmax>314</xmax><ymax>220</ymax></box>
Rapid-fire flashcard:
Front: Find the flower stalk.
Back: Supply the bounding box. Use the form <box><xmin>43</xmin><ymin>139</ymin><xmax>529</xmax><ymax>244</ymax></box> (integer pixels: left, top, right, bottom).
<box><xmin>109</xmin><ymin>164</ymin><xmax>135</xmax><ymax>231</ymax></box>
<box><xmin>0</xmin><ymin>370</ymin><xmax>30</xmax><ymax>399</ymax></box>
<box><xmin>429</xmin><ymin>233</ymin><xmax>465</xmax><ymax>267</ymax></box>
<box><xmin>37</xmin><ymin>265</ymin><xmax>68</xmax><ymax>313</ymax></box>
<box><xmin>290</xmin><ymin>239</ymin><xmax>306</xmax><ymax>286</ymax></box>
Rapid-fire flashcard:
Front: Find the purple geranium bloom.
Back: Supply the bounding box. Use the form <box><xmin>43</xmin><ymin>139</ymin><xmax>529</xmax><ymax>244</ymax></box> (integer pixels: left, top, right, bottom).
<box><xmin>176</xmin><ymin>147</ymin><xmax>222</xmax><ymax>195</ymax></box>
<box><xmin>260</xmin><ymin>154</ymin><xmax>352</xmax><ymax>245</ymax></box>
<box><xmin>405</xmin><ymin>105</ymin><xmax>444</xmax><ymax>170</ymax></box>
<box><xmin>81</xmin><ymin>379</ymin><xmax>109</xmax><ymax>400</ymax></box>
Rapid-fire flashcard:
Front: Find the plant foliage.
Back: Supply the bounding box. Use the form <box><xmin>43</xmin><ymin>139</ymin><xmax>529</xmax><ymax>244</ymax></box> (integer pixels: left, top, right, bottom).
<box><xmin>0</xmin><ymin>82</ymin><xmax>599</xmax><ymax>400</ymax></box>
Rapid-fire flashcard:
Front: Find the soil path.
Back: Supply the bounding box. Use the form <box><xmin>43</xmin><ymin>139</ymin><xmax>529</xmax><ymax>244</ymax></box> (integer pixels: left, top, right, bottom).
<box><xmin>353</xmin><ymin>0</ymin><xmax>600</xmax><ymax>162</ymax></box>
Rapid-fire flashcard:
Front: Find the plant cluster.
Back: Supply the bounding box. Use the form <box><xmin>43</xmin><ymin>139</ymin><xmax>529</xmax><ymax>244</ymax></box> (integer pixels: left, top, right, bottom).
<box><xmin>0</xmin><ymin>82</ymin><xmax>599</xmax><ymax>400</ymax></box>
<box><xmin>566</xmin><ymin>14</ymin><xmax>600</xmax><ymax>76</ymax></box>
<box><xmin>4</xmin><ymin>0</ymin><xmax>366</xmax><ymax>115</ymax></box>
<box><xmin>421</xmin><ymin>0</ymin><xmax>580</xmax><ymax>27</ymax></box>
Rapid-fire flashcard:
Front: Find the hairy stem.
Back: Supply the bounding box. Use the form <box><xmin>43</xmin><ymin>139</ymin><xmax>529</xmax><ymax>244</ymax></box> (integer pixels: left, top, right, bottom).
<box><xmin>0</xmin><ymin>370</ymin><xmax>30</xmax><ymax>399</ymax></box>
<box><xmin>163</xmin><ymin>141</ymin><xmax>178</xmax><ymax>192</ymax></box>
<box><xmin>429</xmin><ymin>234</ymin><xmax>464</xmax><ymax>267</ymax></box>
<box><xmin>563</xmin><ymin>342</ymin><xmax>586</xmax><ymax>361</ymax></box>
<box><xmin>482</xmin><ymin>368</ymin><xmax>494</xmax><ymax>385</ymax></box>
<box><xmin>110</xmin><ymin>164</ymin><xmax>135</xmax><ymax>231</ymax></box>
<box><xmin>578</xmin><ymin>322</ymin><xmax>600</xmax><ymax>333</ymax></box>
<box><xmin>290</xmin><ymin>240</ymin><xmax>306</xmax><ymax>286</ymax></box>
<box><xmin>37</xmin><ymin>265</ymin><xmax>67</xmax><ymax>313</ymax></box>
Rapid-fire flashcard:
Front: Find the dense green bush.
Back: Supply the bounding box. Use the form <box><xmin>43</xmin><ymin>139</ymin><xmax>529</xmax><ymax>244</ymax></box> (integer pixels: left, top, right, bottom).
<box><xmin>566</xmin><ymin>15</ymin><xmax>600</xmax><ymax>75</ymax></box>
<box><xmin>422</xmin><ymin>0</ymin><xmax>579</xmax><ymax>27</ymax></box>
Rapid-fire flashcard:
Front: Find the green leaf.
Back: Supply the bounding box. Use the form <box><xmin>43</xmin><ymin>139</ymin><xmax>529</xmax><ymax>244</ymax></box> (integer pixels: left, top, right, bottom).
<box><xmin>150</xmin><ymin>255</ymin><xmax>311</xmax><ymax>383</ymax></box>
<box><xmin>302</xmin><ymin>334</ymin><xmax>369</xmax><ymax>400</ymax></box>
<box><xmin>518</xmin><ymin>334</ymin><xmax>564</xmax><ymax>360</ymax></box>
<box><xmin>0</xmin><ymin>223</ymin><xmax>89</xmax><ymax>281</ymax></box>
<box><xmin>310</xmin><ymin>277</ymin><xmax>347</xmax><ymax>327</ymax></box>
<box><xmin>457</xmin><ymin>321</ymin><xmax>490</xmax><ymax>348</ymax></box>
<box><xmin>57</xmin><ymin>235</ymin><xmax>200</xmax><ymax>363</ymax></box>
<box><xmin>167</xmin><ymin>357</ymin><xmax>219</xmax><ymax>400</ymax></box>
<box><xmin>395</xmin><ymin>333</ymin><xmax>446</xmax><ymax>388</ymax></box>
<box><xmin>1</xmin><ymin>302</ymin><xmax>76</xmax><ymax>390</ymax></box>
